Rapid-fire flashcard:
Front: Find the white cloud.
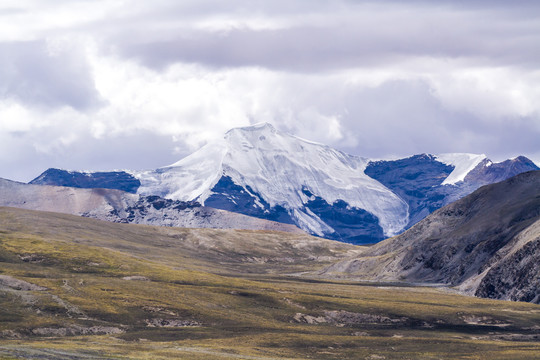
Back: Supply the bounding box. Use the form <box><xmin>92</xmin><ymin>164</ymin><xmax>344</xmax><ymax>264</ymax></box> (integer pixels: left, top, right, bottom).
<box><xmin>429</xmin><ymin>67</ymin><xmax>540</xmax><ymax>119</ymax></box>
<box><xmin>0</xmin><ymin>100</ymin><xmax>37</xmax><ymax>132</ymax></box>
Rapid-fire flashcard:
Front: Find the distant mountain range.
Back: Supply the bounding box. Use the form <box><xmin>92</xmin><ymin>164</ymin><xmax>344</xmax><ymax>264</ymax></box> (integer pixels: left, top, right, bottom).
<box><xmin>322</xmin><ymin>170</ymin><xmax>540</xmax><ymax>304</ymax></box>
<box><xmin>29</xmin><ymin>123</ymin><xmax>539</xmax><ymax>244</ymax></box>
<box><xmin>0</xmin><ymin>178</ymin><xmax>304</xmax><ymax>234</ymax></box>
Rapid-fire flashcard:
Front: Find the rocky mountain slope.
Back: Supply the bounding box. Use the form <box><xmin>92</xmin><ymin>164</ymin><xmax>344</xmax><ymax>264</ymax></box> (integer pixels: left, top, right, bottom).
<box><xmin>0</xmin><ymin>178</ymin><xmax>304</xmax><ymax>234</ymax></box>
<box><xmin>29</xmin><ymin>123</ymin><xmax>539</xmax><ymax>244</ymax></box>
<box><xmin>30</xmin><ymin>168</ymin><xmax>141</xmax><ymax>193</ymax></box>
<box><xmin>365</xmin><ymin>153</ymin><xmax>538</xmax><ymax>229</ymax></box>
<box><xmin>322</xmin><ymin>170</ymin><xmax>540</xmax><ymax>303</ymax></box>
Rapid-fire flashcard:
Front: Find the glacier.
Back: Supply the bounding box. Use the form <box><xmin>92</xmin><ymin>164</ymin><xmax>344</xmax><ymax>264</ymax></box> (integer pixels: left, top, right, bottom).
<box><xmin>134</xmin><ymin>123</ymin><xmax>410</xmax><ymax>239</ymax></box>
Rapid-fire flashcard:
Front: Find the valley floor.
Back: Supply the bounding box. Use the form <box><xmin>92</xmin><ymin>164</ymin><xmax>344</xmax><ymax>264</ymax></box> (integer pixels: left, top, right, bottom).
<box><xmin>1</xmin><ymin>279</ymin><xmax>540</xmax><ymax>360</ymax></box>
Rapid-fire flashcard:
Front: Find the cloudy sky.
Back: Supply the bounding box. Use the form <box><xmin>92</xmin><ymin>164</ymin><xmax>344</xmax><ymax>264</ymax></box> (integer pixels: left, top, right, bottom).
<box><xmin>1</xmin><ymin>0</ymin><xmax>539</xmax><ymax>181</ymax></box>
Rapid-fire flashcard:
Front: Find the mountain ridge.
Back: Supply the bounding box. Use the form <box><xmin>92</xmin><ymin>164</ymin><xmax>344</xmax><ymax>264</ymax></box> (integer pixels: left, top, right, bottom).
<box><xmin>28</xmin><ymin>123</ymin><xmax>539</xmax><ymax>244</ymax></box>
<box><xmin>0</xmin><ymin>177</ymin><xmax>304</xmax><ymax>234</ymax></box>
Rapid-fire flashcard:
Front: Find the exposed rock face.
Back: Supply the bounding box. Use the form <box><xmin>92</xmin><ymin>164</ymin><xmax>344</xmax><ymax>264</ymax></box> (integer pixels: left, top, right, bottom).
<box><xmin>30</xmin><ymin>326</ymin><xmax>124</xmax><ymax>337</ymax></box>
<box><xmin>292</xmin><ymin>310</ymin><xmax>407</xmax><ymax>326</ymax></box>
<box><xmin>204</xmin><ymin>178</ymin><xmax>386</xmax><ymax>244</ymax></box>
<box><xmin>365</xmin><ymin>154</ymin><xmax>539</xmax><ymax>230</ymax></box>
<box><xmin>109</xmin><ymin>194</ymin><xmax>305</xmax><ymax>233</ymax></box>
<box><xmin>145</xmin><ymin>319</ymin><xmax>200</xmax><ymax>327</ymax></box>
<box><xmin>30</xmin><ymin>168</ymin><xmax>141</xmax><ymax>194</ymax></box>
<box><xmin>364</xmin><ymin>154</ymin><xmax>455</xmax><ymax>227</ymax></box>
<box><xmin>0</xmin><ymin>275</ymin><xmax>46</xmax><ymax>291</ymax></box>
<box><xmin>203</xmin><ymin>175</ymin><xmax>296</xmax><ymax>225</ymax></box>
<box><xmin>0</xmin><ymin>178</ymin><xmax>304</xmax><ymax>234</ymax></box>
<box><xmin>323</xmin><ymin>170</ymin><xmax>540</xmax><ymax>303</ymax></box>
<box><xmin>474</xmin><ymin>224</ymin><xmax>540</xmax><ymax>303</ymax></box>
<box><xmin>465</xmin><ymin>156</ymin><xmax>539</xmax><ymax>186</ymax></box>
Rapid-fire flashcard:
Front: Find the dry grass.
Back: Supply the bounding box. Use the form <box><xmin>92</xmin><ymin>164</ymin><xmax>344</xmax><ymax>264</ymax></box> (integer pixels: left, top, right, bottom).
<box><xmin>0</xmin><ymin>207</ymin><xmax>539</xmax><ymax>359</ymax></box>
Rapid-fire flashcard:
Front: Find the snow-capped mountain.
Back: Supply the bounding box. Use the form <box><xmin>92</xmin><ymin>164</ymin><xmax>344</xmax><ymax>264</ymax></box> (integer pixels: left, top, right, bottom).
<box><xmin>134</xmin><ymin>123</ymin><xmax>409</xmax><ymax>243</ymax></box>
<box><xmin>30</xmin><ymin>123</ymin><xmax>539</xmax><ymax>244</ymax></box>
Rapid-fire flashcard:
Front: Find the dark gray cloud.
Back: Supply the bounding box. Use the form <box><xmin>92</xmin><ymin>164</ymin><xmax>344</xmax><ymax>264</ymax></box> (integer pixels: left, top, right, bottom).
<box><xmin>113</xmin><ymin>1</ymin><xmax>540</xmax><ymax>72</ymax></box>
<box><xmin>120</xmin><ymin>25</ymin><xmax>540</xmax><ymax>72</ymax></box>
<box><xmin>0</xmin><ymin>41</ymin><xmax>103</xmax><ymax>110</ymax></box>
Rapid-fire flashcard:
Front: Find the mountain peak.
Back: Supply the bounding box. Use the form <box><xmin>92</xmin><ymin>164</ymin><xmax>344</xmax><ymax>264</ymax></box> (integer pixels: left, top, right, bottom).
<box><xmin>510</xmin><ymin>155</ymin><xmax>538</xmax><ymax>166</ymax></box>
<box><xmin>223</xmin><ymin>123</ymin><xmax>286</xmax><ymax>151</ymax></box>
<box><xmin>136</xmin><ymin>123</ymin><xmax>409</xmax><ymax>241</ymax></box>
<box><xmin>226</xmin><ymin>122</ymin><xmax>276</xmax><ymax>135</ymax></box>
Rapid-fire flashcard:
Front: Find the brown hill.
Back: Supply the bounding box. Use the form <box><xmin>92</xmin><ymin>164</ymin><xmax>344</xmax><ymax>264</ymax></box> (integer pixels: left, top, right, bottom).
<box><xmin>322</xmin><ymin>171</ymin><xmax>540</xmax><ymax>303</ymax></box>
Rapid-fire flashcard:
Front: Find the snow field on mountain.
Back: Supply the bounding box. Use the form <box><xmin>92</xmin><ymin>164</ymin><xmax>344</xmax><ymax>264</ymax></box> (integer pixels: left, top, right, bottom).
<box><xmin>435</xmin><ymin>153</ymin><xmax>487</xmax><ymax>185</ymax></box>
<box><xmin>134</xmin><ymin>123</ymin><xmax>410</xmax><ymax>237</ymax></box>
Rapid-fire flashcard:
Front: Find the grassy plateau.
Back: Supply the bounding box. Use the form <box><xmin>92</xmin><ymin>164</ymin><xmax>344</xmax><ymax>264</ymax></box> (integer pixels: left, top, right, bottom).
<box><xmin>0</xmin><ymin>207</ymin><xmax>539</xmax><ymax>359</ymax></box>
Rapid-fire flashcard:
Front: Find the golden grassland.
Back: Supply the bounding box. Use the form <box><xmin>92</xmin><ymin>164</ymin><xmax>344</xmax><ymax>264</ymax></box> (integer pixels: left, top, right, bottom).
<box><xmin>0</xmin><ymin>207</ymin><xmax>539</xmax><ymax>359</ymax></box>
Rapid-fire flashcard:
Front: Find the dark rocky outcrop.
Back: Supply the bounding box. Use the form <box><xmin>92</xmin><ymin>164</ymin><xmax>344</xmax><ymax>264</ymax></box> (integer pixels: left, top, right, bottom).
<box><xmin>205</xmin><ymin>175</ymin><xmax>295</xmax><ymax>225</ymax></box>
<box><xmin>365</xmin><ymin>154</ymin><xmax>455</xmax><ymax>227</ymax></box>
<box><xmin>30</xmin><ymin>168</ymin><xmax>141</xmax><ymax>193</ymax></box>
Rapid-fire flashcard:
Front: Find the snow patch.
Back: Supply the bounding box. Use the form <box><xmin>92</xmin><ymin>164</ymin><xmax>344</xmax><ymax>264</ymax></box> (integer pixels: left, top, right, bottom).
<box><xmin>435</xmin><ymin>153</ymin><xmax>487</xmax><ymax>185</ymax></box>
<box><xmin>134</xmin><ymin>140</ymin><xmax>228</xmax><ymax>201</ymax></box>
